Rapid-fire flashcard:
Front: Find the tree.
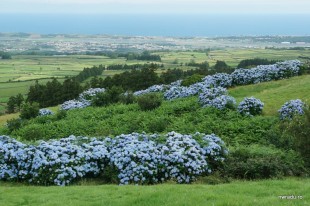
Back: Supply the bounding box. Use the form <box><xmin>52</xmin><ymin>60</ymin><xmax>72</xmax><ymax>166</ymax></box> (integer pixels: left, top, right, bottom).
<box><xmin>20</xmin><ymin>102</ymin><xmax>40</xmax><ymax>120</ymax></box>
<box><xmin>0</xmin><ymin>51</ymin><xmax>12</xmax><ymax>59</ymax></box>
<box><xmin>15</xmin><ymin>93</ymin><xmax>24</xmax><ymax>111</ymax></box>
<box><xmin>27</xmin><ymin>80</ymin><xmax>45</xmax><ymax>104</ymax></box>
<box><xmin>61</xmin><ymin>78</ymin><xmax>82</xmax><ymax>101</ymax></box>
<box><xmin>6</xmin><ymin>93</ymin><xmax>24</xmax><ymax>113</ymax></box>
<box><xmin>6</xmin><ymin>96</ymin><xmax>16</xmax><ymax>113</ymax></box>
<box><xmin>214</xmin><ymin>60</ymin><xmax>229</xmax><ymax>71</ymax></box>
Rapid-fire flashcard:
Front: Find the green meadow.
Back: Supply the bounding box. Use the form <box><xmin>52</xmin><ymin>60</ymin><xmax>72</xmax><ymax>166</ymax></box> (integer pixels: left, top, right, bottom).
<box><xmin>0</xmin><ymin>178</ymin><xmax>308</xmax><ymax>206</ymax></box>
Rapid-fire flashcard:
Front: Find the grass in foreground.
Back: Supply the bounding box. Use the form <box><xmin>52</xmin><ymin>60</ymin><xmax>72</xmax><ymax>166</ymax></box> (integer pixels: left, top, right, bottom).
<box><xmin>0</xmin><ymin>178</ymin><xmax>308</xmax><ymax>206</ymax></box>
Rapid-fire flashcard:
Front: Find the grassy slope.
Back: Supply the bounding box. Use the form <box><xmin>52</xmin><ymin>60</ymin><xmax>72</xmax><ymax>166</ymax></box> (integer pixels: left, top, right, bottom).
<box><xmin>0</xmin><ymin>178</ymin><xmax>308</xmax><ymax>206</ymax></box>
<box><xmin>1</xmin><ymin>75</ymin><xmax>310</xmax><ymax>145</ymax></box>
<box><xmin>229</xmin><ymin>75</ymin><xmax>310</xmax><ymax>115</ymax></box>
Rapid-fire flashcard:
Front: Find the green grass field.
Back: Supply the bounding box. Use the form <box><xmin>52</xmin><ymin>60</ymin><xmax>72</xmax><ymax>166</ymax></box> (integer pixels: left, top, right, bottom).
<box><xmin>0</xmin><ymin>178</ymin><xmax>308</xmax><ymax>206</ymax></box>
<box><xmin>157</xmin><ymin>48</ymin><xmax>310</xmax><ymax>67</ymax></box>
<box><xmin>229</xmin><ymin>75</ymin><xmax>310</xmax><ymax>115</ymax></box>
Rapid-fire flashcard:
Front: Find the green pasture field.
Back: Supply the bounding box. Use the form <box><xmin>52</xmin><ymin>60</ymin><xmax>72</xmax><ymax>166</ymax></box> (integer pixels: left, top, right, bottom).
<box><xmin>209</xmin><ymin>48</ymin><xmax>310</xmax><ymax>67</ymax></box>
<box><xmin>0</xmin><ymin>178</ymin><xmax>308</xmax><ymax>206</ymax></box>
<box><xmin>158</xmin><ymin>48</ymin><xmax>310</xmax><ymax>67</ymax></box>
<box><xmin>0</xmin><ymin>55</ymin><xmax>128</xmax><ymax>83</ymax></box>
<box><xmin>229</xmin><ymin>75</ymin><xmax>310</xmax><ymax>116</ymax></box>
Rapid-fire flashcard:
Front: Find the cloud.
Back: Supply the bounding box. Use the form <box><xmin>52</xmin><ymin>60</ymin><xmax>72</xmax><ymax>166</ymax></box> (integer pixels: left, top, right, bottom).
<box><xmin>1</xmin><ymin>0</ymin><xmax>310</xmax><ymax>14</ymax></box>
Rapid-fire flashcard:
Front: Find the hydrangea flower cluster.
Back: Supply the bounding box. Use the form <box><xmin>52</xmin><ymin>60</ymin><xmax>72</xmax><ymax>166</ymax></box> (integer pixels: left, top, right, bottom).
<box><xmin>202</xmin><ymin>73</ymin><xmax>233</xmax><ymax>88</ymax></box>
<box><xmin>79</xmin><ymin>88</ymin><xmax>106</xmax><ymax>100</ymax></box>
<box><xmin>133</xmin><ymin>85</ymin><xmax>166</xmax><ymax>96</ymax></box>
<box><xmin>231</xmin><ymin>60</ymin><xmax>301</xmax><ymax>86</ymax></box>
<box><xmin>0</xmin><ymin>135</ymin><xmax>110</xmax><ymax>186</ymax></box>
<box><xmin>60</xmin><ymin>99</ymin><xmax>91</xmax><ymax>111</ymax></box>
<box><xmin>164</xmin><ymin>86</ymin><xmax>199</xmax><ymax>100</ymax></box>
<box><xmin>38</xmin><ymin>108</ymin><xmax>54</xmax><ymax>116</ymax></box>
<box><xmin>108</xmin><ymin>133</ymin><xmax>162</xmax><ymax>185</ymax></box>
<box><xmin>133</xmin><ymin>60</ymin><xmax>300</xmax><ymax>101</ymax></box>
<box><xmin>197</xmin><ymin>133</ymin><xmax>229</xmax><ymax>163</ymax></box>
<box><xmin>161</xmin><ymin>132</ymin><xmax>209</xmax><ymax>183</ymax></box>
<box><xmin>198</xmin><ymin>87</ymin><xmax>236</xmax><ymax>110</ymax></box>
<box><xmin>133</xmin><ymin>80</ymin><xmax>183</xmax><ymax>97</ymax></box>
<box><xmin>278</xmin><ymin>99</ymin><xmax>306</xmax><ymax>120</ymax></box>
<box><xmin>0</xmin><ymin>132</ymin><xmax>227</xmax><ymax>186</ymax></box>
<box><xmin>237</xmin><ymin>97</ymin><xmax>264</xmax><ymax>116</ymax></box>
<box><xmin>60</xmin><ymin>88</ymin><xmax>105</xmax><ymax>110</ymax></box>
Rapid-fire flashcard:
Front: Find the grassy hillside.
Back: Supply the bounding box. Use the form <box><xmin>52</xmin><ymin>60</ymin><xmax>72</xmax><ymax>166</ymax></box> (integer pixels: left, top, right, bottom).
<box><xmin>0</xmin><ymin>178</ymin><xmax>308</xmax><ymax>206</ymax></box>
<box><xmin>2</xmin><ymin>75</ymin><xmax>308</xmax><ymax>144</ymax></box>
<box><xmin>229</xmin><ymin>75</ymin><xmax>310</xmax><ymax>115</ymax></box>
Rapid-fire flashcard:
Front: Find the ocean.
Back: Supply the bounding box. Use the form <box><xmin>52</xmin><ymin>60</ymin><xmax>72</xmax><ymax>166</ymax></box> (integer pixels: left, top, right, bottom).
<box><xmin>0</xmin><ymin>14</ymin><xmax>309</xmax><ymax>37</ymax></box>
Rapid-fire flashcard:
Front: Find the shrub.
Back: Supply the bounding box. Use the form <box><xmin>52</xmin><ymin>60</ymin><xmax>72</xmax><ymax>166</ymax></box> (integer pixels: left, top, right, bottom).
<box><xmin>278</xmin><ymin>108</ymin><xmax>310</xmax><ymax>168</ymax></box>
<box><xmin>106</xmin><ymin>86</ymin><xmax>124</xmax><ymax>103</ymax></box>
<box><xmin>92</xmin><ymin>86</ymin><xmax>124</xmax><ymax>107</ymax></box>
<box><xmin>137</xmin><ymin>93</ymin><xmax>162</xmax><ymax>111</ymax></box>
<box><xmin>20</xmin><ymin>102</ymin><xmax>40</xmax><ymax>119</ymax></box>
<box><xmin>161</xmin><ymin>132</ymin><xmax>210</xmax><ymax>183</ymax></box>
<box><xmin>79</xmin><ymin>88</ymin><xmax>105</xmax><ymax>100</ymax></box>
<box><xmin>60</xmin><ymin>99</ymin><xmax>91</xmax><ymax>110</ymax></box>
<box><xmin>18</xmin><ymin>124</ymin><xmax>45</xmax><ymax>141</ymax></box>
<box><xmin>55</xmin><ymin>109</ymin><xmax>67</xmax><ymax>120</ymax></box>
<box><xmin>134</xmin><ymin>85</ymin><xmax>166</xmax><ymax>96</ymax></box>
<box><xmin>223</xmin><ymin>145</ymin><xmax>306</xmax><ymax>179</ymax></box>
<box><xmin>146</xmin><ymin>117</ymin><xmax>169</xmax><ymax>133</ymax></box>
<box><xmin>181</xmin><ymin>74</ymin><xmax>204</xmax><ymax>87</ymax></box>
<box><xmin>6</xmin><ymin>118</ymin><xmax>24</xmax><ymax>133</ymax></box>
<box><xmin>278</xmin><ymin>99</ymin><xmax>306</xmax><ymax>120</ymax></box>
<box><xmin>231</xmin><ymin>60</ymin><xmax>301</xmax><ymax>85</ymax></box>
<box><xmin>202</xmin><ymin>73</ymin><xmax>233</xmax><ymax>88</ymax></box>
<box><xmin>164</xmin><ymin>86</ymin><xmax>198</xmax><ymax>100</ymax></box>
<box><xmin>238</xmin><ymin>97</ymin><xmax>264</xmax><ymax>116</ymax></box>
<box><xmin>119</xmin><ymin>91</ymin><xmax>136</xmax><ymax>104</ymax></box>
<box><xmin>0</xmin><ymin>132</ymin><xmax>227</xmax><ymax>186</ymax></box>
<box><xmin>91</xmin><ymin>92</ymin><xmax>111</xmax><ymax>107</ymax></box>
<box><xmin>198</xmin><ymin>87</ymin><xmax>236</xmax><ymax>110</ymax></box>
<box><xmin>38</xmin><ymin>108</ymin><xmax>54</xmax><ymax>116</ymax></box>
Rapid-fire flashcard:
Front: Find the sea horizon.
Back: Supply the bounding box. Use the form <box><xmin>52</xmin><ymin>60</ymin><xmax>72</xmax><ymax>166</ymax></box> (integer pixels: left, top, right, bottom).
<box><xmin>0</xmin><ymin>13</ymin><xmax>309</xmax><ymax>37</ymax></box>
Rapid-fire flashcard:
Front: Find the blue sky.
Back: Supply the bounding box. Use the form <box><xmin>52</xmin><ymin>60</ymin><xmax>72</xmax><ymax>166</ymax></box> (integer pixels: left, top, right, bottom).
<box><xmin>1</xmin><ymin>0</ymin><xmax>310</xmax><ymax>14</ymax></box>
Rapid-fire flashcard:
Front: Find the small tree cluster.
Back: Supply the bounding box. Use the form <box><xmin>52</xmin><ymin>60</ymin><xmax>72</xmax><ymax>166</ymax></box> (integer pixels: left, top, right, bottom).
<box><xmin>6</xmin><ymin>93</ymin><xmax>24</xmax><ymax>114</ymax></box>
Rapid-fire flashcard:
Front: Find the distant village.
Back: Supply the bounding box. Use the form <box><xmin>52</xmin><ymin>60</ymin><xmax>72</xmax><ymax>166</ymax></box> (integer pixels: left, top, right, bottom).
<box><xmin>0</xmin><ymin>33</ymin><xmax>309</xmax><ymax>54</ymax></box>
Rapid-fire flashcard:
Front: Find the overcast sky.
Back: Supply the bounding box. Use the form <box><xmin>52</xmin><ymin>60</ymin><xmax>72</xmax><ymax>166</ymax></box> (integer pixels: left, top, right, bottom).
<box><xmin>1</xmin><ymin>0</ymin><xmax>310</xmax><ymax>14</ymax></box>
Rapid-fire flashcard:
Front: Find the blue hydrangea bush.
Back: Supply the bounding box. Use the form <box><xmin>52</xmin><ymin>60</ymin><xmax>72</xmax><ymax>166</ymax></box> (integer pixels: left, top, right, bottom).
<box><xmin>134</xmin><ymin>60</ymin><xmax>301</xmax><ymax>101</ymax></box>
<box><xmin>38</xmin><ymin>108</ymin><xmax>54</xmax><ymax>116</ymax></box>
<box><xmin>198</xmin><ymin>87</ymin><xmax>236</xmax><ymax>110</ymax></box>
<box><xmin>134</xmin><ymin>85</ymin><xmax>166</xmax><ymax>96</ymax></box>
<box><xmin>108</xmin><ymin>133</ymin><xmax>162</xmax><ymax>185</ymax></box>
<box><xmin>79</xmin><ymin>88</ymin><xmax>106</xmax><ymax>100</ymax></box>
<box><xmin>237</xmin><ymin>97</ymin><xmax>264</xmax><ymax>116</ymax></box>
<box><xmin>60</xmin><ymin>99</ymin><xmax>91</xmax><ymax>111</ymax></box>
<box><xmin>231</xmin><ymin>60</ymin><xmax>301</xmax><ymax>86</ymax></box>
<box><xmin>60</xmin><ymin>88</ymin><xmax>105</xmax><ymax>110</ymax></box>
<box><xmin>278</xmin><ymin>99</ymin><xmax>306</xmax><ymax>120</ymax></box>
<box><xmin>0</xmin><ymin>132</ymin><xmax>228</xmax><ymax>186</ymax></box>
<box><xmin>161</xmin><ymin>132</ymin><xmax>209</xmax><ymax>183</ymax></box>
<box><xmin>202</xmin><ymin>73</ymin><xmax>233</xmax><ymax>88</ymax></box>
